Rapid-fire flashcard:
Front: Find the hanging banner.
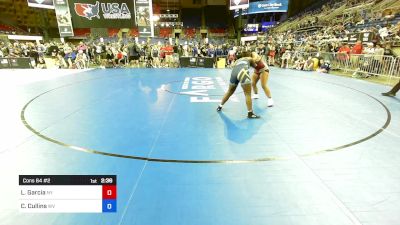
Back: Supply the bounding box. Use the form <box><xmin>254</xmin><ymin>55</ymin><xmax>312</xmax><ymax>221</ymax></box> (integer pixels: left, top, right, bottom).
<box><xmin>27</xmin><ymin>0</ymin><xmax>55</xmax><ymax>9</ymax></box>
<box><xmin>135</xmin><ymin>0</ymin><xmax>154</xmax><ymax>37</ymax></box>
<box><xmin>234</xmin><ymin>0</ymin><xmax>288</xmax><ymax>17</ymax></box>
<box><xmin>54</xmin><ymin>0</ymin><xmax>74</xmax><ymax>37</ymax></box>
<box><xmin>229</xmin><ymin>0</ymin><xmax>249</xmax><ymax>10</ymax></box>
<box><xmin>243</xmin><ymin>24</ymin><xmax>258</xmax><ymax>33</ymax></box>
<box><xmin>261</xmin><ymin>21</ymin><xmax>276</xmax><ymax>32</ymax></box>
<box><xmin>69</xmin><ymin>0</ymin><xmax>135</xmax><ymax>28</ymax></box>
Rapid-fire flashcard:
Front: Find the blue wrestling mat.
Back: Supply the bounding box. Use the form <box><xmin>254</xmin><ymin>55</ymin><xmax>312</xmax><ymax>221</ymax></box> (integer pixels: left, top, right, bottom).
<box><xmin>1</xmin><ymin>68</ymin><xmax>400</xmax><ymax>225</ymax></box>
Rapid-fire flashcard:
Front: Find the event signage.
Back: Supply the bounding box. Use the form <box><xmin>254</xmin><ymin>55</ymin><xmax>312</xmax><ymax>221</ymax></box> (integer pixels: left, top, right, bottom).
<box><xmin>27</xmin><ymin>0</ymin><xmax>55</xmax><ymax>9</ymax></box>
<box><xmin>361</xmin><ymin>32</ymin><xmax>373</xmax><ymax>43</ymax></box>
<box><xmin>347</xmin><ymin>33</ymin><xmax>359</xmax><ymax>44</ymax></box>
<box><xmin>346</xmin><ymin>32</ymin><xmax>373</xmax><ymax>43</ymax></box>
<box><xmin>229</xmin><ymin>0</ymin><xmax>249</xmax><ymax>10</ymax></box>
<box><xmin>69</xmin><ymin>0</ymin><xmax>135</xmax><ymax>28</ymax></box>
<box><xmin>234</xmin><ymin>0</ymin><xmax>288</xmax><ymax>17</ymax></box>
<box><xmin>158</xmin><ymin>22</ymin><xmax>183</xmax><ymax>26</ymax></box>
<box><xmin>160</xmin><ymin>14</ymin><xmax>178</xmax><ymax>18</ymax></box>
<box><xmin>135</xmin><ymin>0</ymin><xmax>154</xmax><ymax>37</ymax></box>
<box><xmin>261</xmin><ymin>21</ymin><xmax>276</xmax><ymax>31</ymax></box>
<box><xmin>54</xmin><ymin>0</ymin><xmax>74</xmax><ymax>37</ymax></box>
<box><xmin>244</xmin><ymin>24</ymin><xmax>258</xmax><ymax>32</ymax></box>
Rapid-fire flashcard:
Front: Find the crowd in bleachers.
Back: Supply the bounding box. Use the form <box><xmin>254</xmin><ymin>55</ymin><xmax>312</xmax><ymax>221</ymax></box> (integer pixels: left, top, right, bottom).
<box><xmin>0</xmin><ymin>38</ymin><xmax>240</xmax><ymax>69</ymax></box>
<box><xmin>1</xmin><ymin>0</ymin><xmax>400</xmax><ymax>75</ymax></box>
<box><xmin>263</xmin><ymin>0</ymin><xmax>400</xmax><ymax>76</ymax></box>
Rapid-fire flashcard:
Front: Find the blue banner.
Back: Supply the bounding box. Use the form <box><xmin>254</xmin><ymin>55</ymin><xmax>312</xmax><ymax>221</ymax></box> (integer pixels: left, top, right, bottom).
<box><xmin>261</xmin><ymin>21</ymin><xmax>276</xmax><ymax>31</ymax></box>
<box><xmin>234</xmin><ymin>0</ymin><xmax>288</xmax><ymax>17</ymax></box>
<box><xmin>243</xmin><ymin>24</ymin><xmax>258</xmax><ymax>33</ymax></box>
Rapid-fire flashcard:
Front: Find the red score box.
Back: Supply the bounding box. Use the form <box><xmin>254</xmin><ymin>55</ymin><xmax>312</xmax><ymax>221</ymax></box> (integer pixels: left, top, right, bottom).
<box><xmin>102</xmin><ymin>185</ymin><xmax>117</xmax><ymax>199</ymax></box>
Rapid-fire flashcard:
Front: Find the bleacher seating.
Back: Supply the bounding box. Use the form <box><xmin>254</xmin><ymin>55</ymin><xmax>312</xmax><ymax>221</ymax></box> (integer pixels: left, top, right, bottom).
<box><xmin>159</xmin><ymin>28</ymin><xmax>173</xmax><ymax>38</ymax></box>
<box><xmin>184</xmin><ymin>28</ymin><xmax>196</xmax><ymax>38</ymax></box>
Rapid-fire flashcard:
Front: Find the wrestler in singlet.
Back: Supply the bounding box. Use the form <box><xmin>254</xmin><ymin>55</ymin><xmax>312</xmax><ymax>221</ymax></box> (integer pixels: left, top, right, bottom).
<box><xmin>251</xmin><ymin>52</ymin><xmax>274</xmax><ymax>107</ymax></box>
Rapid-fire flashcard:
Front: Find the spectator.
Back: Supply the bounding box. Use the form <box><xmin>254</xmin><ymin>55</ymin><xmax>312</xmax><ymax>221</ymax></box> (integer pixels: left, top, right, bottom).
<box><xmin>105</xmin><ymin>46</ymin><xmax>115</xmax><ymax>68</ymax></box>
<box><xmin>304</xmin><ymin>57</ymin><xmax>314</xmax><ymax>71</ymax></box>
<box><xmin>337</xmin><ymin>43</ymin><xmax>350</xmax><ymax>62</ymax></box>
<box><xmin>268</xmin><ymin>43</ymin><xmax>276</xmax><ymax>66</ymax></box>
<box><xmin>63</xmin><ymin>43</ymin><xmax>73</xmax><ymax>68</ymax></box>
<box><xmin>316</xmin><ymin>59</ymin><xmax>331</xmax><ymax>73</ymax></box>
<box><xmin>164</xmin><ymin>43</ymin><xmax>174</xmax><ymax>67</ymax></box>
<box><xmin>371</xmin><ymin>43</ymin><xmax>384</xmax><ymax>75</ymax></box>
<box><xmin>151</xmin><ymin>44</ymin><xmax>161</xmax><ymax>68</ymax></box>
<box><xmin>281</xmin><ymin>50</ymin><xmax>291</xmax><ymax>68</ymax></box>
<box><xmin>351</xmin><ymin>41</ymin><xmax>363</xmax><ymax>55</ymax></box>
<box><xmin>227</xmin><ymin>47</ymin><xmax>236</xmax><ymax>67</ymax></box>
<box><xmin>353</xmin><ymin>42</ymin><xmax>374</xmax><ymax>77</ymax></box>
<box><xmin>75</xmin><ymin>50</ymin><xmax>87</xmax><ymax>69</ymax></box>
<box><xmin>350</xmin><ymin>40</ymin><xmax>363</xmax><ymax>67</ymax></box>
<box><xmin>128</xmin><ymin>43</ymin><xmax>140</xmax><ymax>67</ymax></box>
<box><xmin>293</xmin><ymin>56</ymin><xmax>305</xmax><ymax>70</ymax></box>
<box><xmin>36</xmin><ymin>57</ymin><xmax>46</xmax><ymax>69</ymax></box>
<box><xmin>383</xmin><ymin>43</ymin><xmax>393</xmax><ymax>56</ymax></box>
<box><xmin>378</xmin><ymin>25</ymin><xmax>389</xmax><ymax>40</ymax></box>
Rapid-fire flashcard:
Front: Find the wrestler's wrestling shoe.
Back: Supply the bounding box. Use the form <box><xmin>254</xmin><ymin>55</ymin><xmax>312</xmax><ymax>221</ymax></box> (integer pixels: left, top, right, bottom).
<box><xmin>267</xmin><ymin>98</ymin><xmax>274</xmax><ymax>107</ymax></box>
<box><xmin>248</xmin><ymin>111</ymin><xmax>260</xmax><ymax>119</ymax></box>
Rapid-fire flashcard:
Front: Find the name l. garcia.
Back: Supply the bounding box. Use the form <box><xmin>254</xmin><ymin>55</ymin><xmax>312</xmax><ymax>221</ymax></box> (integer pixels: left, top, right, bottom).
<box><xmin>20</xmin><ymin>190</ymin><xmax>46</xmax><ymax>195</ymax></box>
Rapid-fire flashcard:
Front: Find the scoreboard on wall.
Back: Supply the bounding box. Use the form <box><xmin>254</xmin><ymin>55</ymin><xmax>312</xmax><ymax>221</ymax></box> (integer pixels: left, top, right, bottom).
<box><xmin>19</xmin><ymin>175</ymin><xmax>117</xmax><ymax>213</ymax></box>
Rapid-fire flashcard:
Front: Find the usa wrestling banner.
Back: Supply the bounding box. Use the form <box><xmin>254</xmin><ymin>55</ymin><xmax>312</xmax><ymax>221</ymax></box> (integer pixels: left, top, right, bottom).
<box><xmin>135</xmin><ymin>0</ymin><xmax>154</xmax><ymax>37</ymax></box>
<box><xmin>69</xmin><ymin>0</ymin><xmax>135</xmax><ymax>28</ymax></box>
<box><xmin>54</xmin><ymin>0</ymin><xmax>74</xmax><ymax>37</ymax></box>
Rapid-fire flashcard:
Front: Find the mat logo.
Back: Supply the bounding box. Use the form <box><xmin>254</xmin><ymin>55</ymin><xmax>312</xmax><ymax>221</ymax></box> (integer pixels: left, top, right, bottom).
<box><xmin>75</xmin><ymin>1</ymin><xmax>131</xmax><ymax>20</ymax></box>
<box><xmin>74</xmin><ymin>2</ymin><xmax>100</xmax><ymax>20</ymax></box>
<box><xmin>180</xmin><ymin>77</ymin><xmax>239</xmax><ymax>103</ymax></box>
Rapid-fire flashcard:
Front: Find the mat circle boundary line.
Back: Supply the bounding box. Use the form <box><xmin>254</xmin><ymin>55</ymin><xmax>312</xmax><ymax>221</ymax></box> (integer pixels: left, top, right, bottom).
<box><xmin>20</xmin><ymin>74</ymin><xmax>392</xmax><ymax>164</ymax></box>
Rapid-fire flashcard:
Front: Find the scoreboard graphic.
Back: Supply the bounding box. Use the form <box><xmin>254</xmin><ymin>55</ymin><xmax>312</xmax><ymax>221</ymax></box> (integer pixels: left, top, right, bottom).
<box><xmin>19</xmin><ymin>175</ymin><xmax>117</xmax><ymax>213</ymax></box>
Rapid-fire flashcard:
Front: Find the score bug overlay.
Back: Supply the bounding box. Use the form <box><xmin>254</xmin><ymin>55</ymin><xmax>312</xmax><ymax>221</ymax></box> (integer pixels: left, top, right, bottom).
<box><xmin>19</xmin><ymin>175</ymin><xmax>117</xmax><ymax>213</ymax></box>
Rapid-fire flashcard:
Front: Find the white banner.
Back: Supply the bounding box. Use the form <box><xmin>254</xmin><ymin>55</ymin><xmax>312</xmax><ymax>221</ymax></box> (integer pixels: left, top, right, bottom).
<box><xmin>229</xmin><ymin>0</ymin><xmax>249</xmax><ymax>10</ymax></box>
<box><xmin>27</xmin><ymin>0</ymin><xmax>55</xmax><ymax>9</ymax></box>
<box><xmin>54</xmin><ymin>0</ymin><xmax>74</xmax><ymax>37</ymax></box>
<box><xmin>135</xmin><ymin>0</ymin><xmax>154</xmax><ymax>37</ymax></box>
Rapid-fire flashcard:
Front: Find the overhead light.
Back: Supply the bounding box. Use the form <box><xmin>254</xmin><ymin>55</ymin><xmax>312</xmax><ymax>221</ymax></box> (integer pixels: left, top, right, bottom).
<box><xmin>167</xmin><ymin>9</ymin><xmax>170</xmax><ymax>12</ymax></box>
<box><xmin>152</xmin><ymin>15</ymin><xmax>160</xmax><ymax>21</ymax></box>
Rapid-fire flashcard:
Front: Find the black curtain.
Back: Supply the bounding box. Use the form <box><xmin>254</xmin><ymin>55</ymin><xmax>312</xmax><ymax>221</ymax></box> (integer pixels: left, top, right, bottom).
<box><xmin>288</xmin><ymin>0</ymin><xmax>318</xmax><ymax>17</ymax></box>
